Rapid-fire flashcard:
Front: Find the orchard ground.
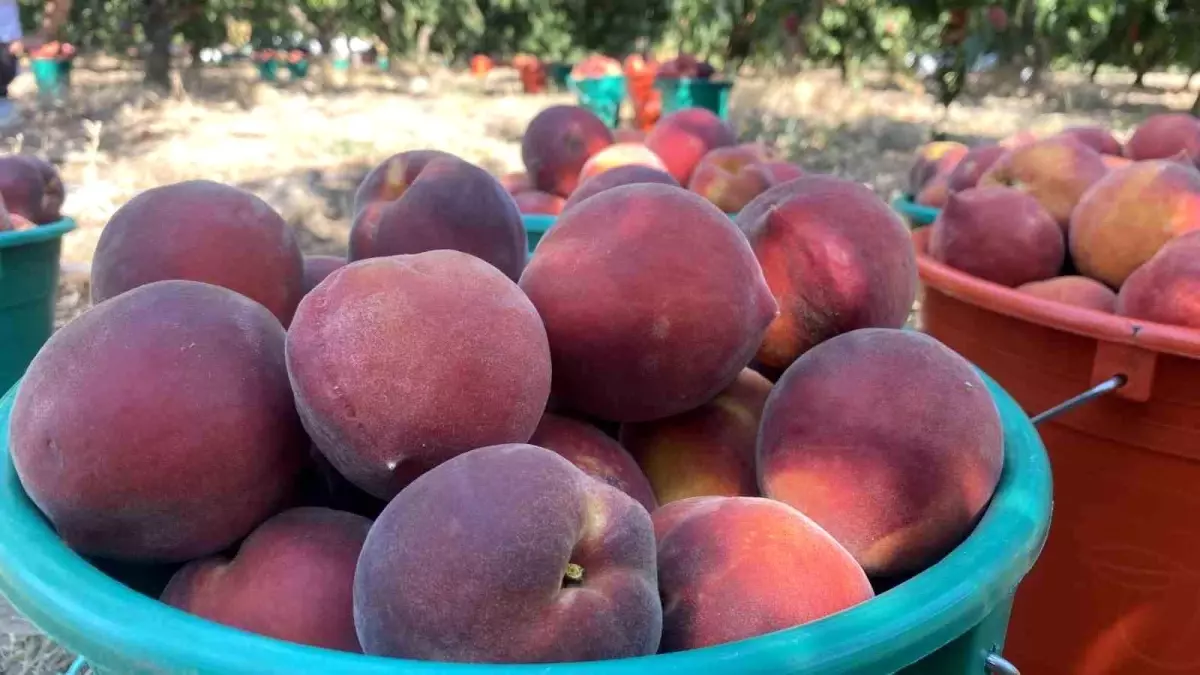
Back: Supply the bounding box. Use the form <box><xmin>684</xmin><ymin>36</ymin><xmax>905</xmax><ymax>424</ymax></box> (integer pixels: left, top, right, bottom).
<box><xmin>2</xmin><ymin>56</ymin><xmax>1197</xmax><ymax>673</ymax></box>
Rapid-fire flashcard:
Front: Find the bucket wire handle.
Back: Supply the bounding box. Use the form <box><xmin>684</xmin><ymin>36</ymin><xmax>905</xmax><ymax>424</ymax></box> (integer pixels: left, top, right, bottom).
<box><xmin>1030</xmin><ymin>374</ymin><xmax>1127</xmax><ymax>426</ymax></box>
<box><xmin>986</xmin><ymin>652</ymin><xmax>1020</xmax><ymax>675</ymax></box>
<box><xmin>64</xmin><ymin>656</ymin><xmax>87</xmax><ymax>675</ymax></box>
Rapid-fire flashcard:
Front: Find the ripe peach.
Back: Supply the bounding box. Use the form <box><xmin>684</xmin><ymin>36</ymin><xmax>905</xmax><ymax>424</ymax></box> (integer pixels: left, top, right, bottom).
<box><xmin>529</xmin><ymin>413</ymin><xmax>656</xmax><ymax>512</ymax></box>
<box><xmin>1116</xmin><ymin>231</ymin><xmax>1200</xmax><ymax>328</ymax></box>
<box><xmin>929</xmin><ymin>187</ymin><xmax>1065</xmax><ymax>287</ymax></box>
<box><xmin>562</xmin><ymin>165</ymin><xmax>679</xmax><ymax>212</ymax></box>
<box><xmin>10</xmin><ymin>280</ymin><xmax>306</xmax><ymax>562</ymax></box>
<box><xmin>1125</xmin><ymin>113</ymin><xmax>1200</xmax><ymax>164</ymax></box>
<box><xmin>915</xmin><ymin>171</ymin><xmax>953</xmax><ymax>208</ymax></box>
<box><xmin>1017</xmin><ymin>276</ymin><xmax>1117</xmax><ymax>313</ymax></box>
<box><xmin>520</xmin><ymin>183</ymin><xmax>776</xmax><ymax>422</ymax></box>
<box><xmin>1101</xmin><ymin>154</ymin><xmax>1133</xmax><ymax>171</ymax></box>
<box><xmin>512</xmin><ymin>190</ymin><xmax>566</xmax><ymax>216</ymax></box>
<box><xmin>0</xmin><ymin>156</ymin><xmax>47</xmax><ymax>222</ymax></box>
<box><xmin>521</xmin><ymin>105</ymin><xmax>615</xmax><ymax>197</ymax></box>
<box><xmin>499</xmin><ymin>171</ymin><xmax>532</xmax><ymax>195</ymax></box>
<box><xmin>645</xmin><ymin>108</ymin><xmax>737</xmax><ymax>183</ymax></box>
<box><xmin>687</xmin><ymin>143</ymin><xmax>777</xmax><ymax>213</ymax></box>
<box><xmin>287</xmin><ymin>251</ymin><xmax>551</xmax><ymax>499</ymax></box>
<box><xmin>908</xmin><ymin>141</ymin><xmax>968</xmax><ymax>195</ymax></box>
<box><xmin>578</xmin><ymin>143</ymin><xmax>667</xmax><ymax>185</ymax></box>
<box><xmin>15</xmin><ymin>155</ymin><xmax>64</xmax><ymax>222</ymax></box>
<box><xmin>161</xmin><ymin>507</ymin><xmax>371</xmax><ymax>652</ymax></box>
<box><xmin>947</xmin><ymin>144</ymin><xmax>1006</xmax><ymax>192</ymax></box>
<box><xmin>614</xmin><ymin>128</ymin><xmax>647</xmax><ymax>144</ymax></box>
<box><xmin>735</xmin><ymin>175</ymin><xmax>917</xmax><ymax>371</ymax></box>
<box><xmin>759</xmin><ymin>328</ymin><xmax>1004</xmax><ymax>578</ymax></box>
<box><xmin>91</xmin><ymin>180</ymin><xmax>304</xmax><ymax>326</ymax></box>
<box><xmin>655</xmin><ymin>496</ymin><xmax>872</xmax><ymax>651</ymax></box>
<box><xmin>979</xmin><ymin>137</ymin><xmax>1108</xmax><ymax>227</ymax></box>
<box><xmin>621</xmin><ymin>369</ymin><xmax>771</xmax><ymax>505</ymax></box>
<box><xmin>350</xmin><ymin>150</ymin><xmax>526</xmax><ymax>280</ymax></box>
<box><xmin>354</xmin><ymin>444</ymin><xmax>661</xmax><ymax>662</ymax></box>
<box><xmin>301</xmin><ymin>255</ymin><xmax>345</xmax><ymax>295</ymax></box>
<box><xmin>1056</xmin><ymin>125</ymin><xmax>1123</xmax><ymax>156</ymax></box>
<box><xmin>1069</xmin><ymin>160</ymin><xmax>1200</xmax><ymax>287</ymax></box>
<box><xmin>746</xmin><ymin>160</ymin><xmax>805</xmax><ymax>188</ymax></box>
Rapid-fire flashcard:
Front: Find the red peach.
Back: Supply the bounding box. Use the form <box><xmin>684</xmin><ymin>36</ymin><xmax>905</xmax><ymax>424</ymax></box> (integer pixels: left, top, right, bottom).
<box><xmin>529</xmin><ymin>413</ymin><xmax>656</xmax><ymax>512</ymax></box>
<box><xmin>1017</xmin><ymin>276</ymin><xmax>1117</xmax><ymax>313</ymax></box>
<box><xmin>521</xmin><ymin>105</ymin><xmax>615</xmax><ymax>197</ymax></box>
<box><xmin>578</xmin><ymin>143</ymin><xmax>667</xmax><ymax>185</ymax></box>
<box><xmin>979</xmin><ymin>138</ymin><xmax>1109</xmax><ymax>227</ymax></box>
<box><xmin>645</xmin><ymin>108</ymin><xmax>737</xmax><ymax>183</ymax></box>
<box><xmin>513</xmin><ymin>190</ymin><xmax>566</xmax><ymax>216</ymax></box>
<box><xmin>1116</xmin><ymin>231</ymin><xmax>1200</xmax><ymax>328</ymax></box>
<box><xmin>562</xmin><ymin>165</ymin><xmax>679</xmax><ymax>212</ymax></box>
<box><xmin>1125</xmin><ymin>113</ymin><xmax>1200</xmax><ymax>164</ymax></box>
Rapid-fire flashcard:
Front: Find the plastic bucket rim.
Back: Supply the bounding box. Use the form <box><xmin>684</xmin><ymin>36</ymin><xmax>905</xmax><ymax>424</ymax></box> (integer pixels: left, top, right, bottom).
<box><xmin>0</xmin><ymin>373</ymin><xmax>1049</xmax><ymax>674</ymax></box>
<box><xmin>0</xmin><ymin>218</ymin><xmax>77</xmax><ymax>250</ymax></box>
<box><xmin>891</xmin><ymin>196</ymin><xmax>940</xmax><ymax>226</ymax></box>
<box><xmin>912</xmin><ymin>227</ymin><xmax>1200</xmax><ymax>360</ymax></box>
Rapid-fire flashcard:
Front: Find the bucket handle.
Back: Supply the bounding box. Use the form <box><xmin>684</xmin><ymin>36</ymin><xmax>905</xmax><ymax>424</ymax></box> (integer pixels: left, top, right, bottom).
<box><xmin>985</xmin><ymin>652</ymin><xmax>1020</xmax><ymax>675</ymax></box>
<box><xmin>1030</xmin><ymin>374</ymin><xmax>1126</xmax><ymax>425</ymax></box>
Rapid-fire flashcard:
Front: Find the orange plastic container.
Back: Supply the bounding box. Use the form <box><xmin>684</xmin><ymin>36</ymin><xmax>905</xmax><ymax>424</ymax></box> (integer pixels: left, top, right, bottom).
<box><xmin>913</xmin><ymin>227</ymin><xmax>1200</xmax><ymax>675</ymax></box>
<box><xmin>623</xmin><ymin>55</ymin><xmax>661</xmax><ymax>131</ymax></box>
<box><xmin>513</xmin><ymin>55</ymin><xmax>546</xmax><ymax>94</ymax></box>
<box><xmin>470</xmin><ymin>54</ymin><xmax>493</xmax><ymax>77</ymax></box>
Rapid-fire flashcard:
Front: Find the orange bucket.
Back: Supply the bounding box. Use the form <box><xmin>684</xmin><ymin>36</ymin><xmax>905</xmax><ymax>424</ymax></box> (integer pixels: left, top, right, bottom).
<box><xmin>624</xmin><ymin>55</ymin><xmax>660</xmax><ymax>131</ymax></box>
<box><xmin>913</xmin><ymin>227</ymin><xmax>1200</xmax><ymax>675</ymax></box>
<box><xmin>513</xmin><ymin>55</ymin><xmax>546</xmax><ymax>94</ymax></box>
<box><xmin>470</xmin><ymin>54</ymin><xmax>493</xmax><ymax>77</ymax></box>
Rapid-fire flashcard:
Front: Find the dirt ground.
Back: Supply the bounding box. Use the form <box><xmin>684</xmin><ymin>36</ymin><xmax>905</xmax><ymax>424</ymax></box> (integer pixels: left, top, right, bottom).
<box><xmin>2</xmin><ymin>57</ymin><xmax>1197</xmax><ymax>673</ymax></box>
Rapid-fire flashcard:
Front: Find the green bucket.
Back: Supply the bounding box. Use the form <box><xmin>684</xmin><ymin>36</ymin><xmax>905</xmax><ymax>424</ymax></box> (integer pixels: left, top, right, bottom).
<box><xmin>547</xmin><ymin>63</ymin><xmax>572</xmax><ymax>89</ymax></box>
<box><xmin>0</xmin><ymin>219</ymin><xmax>75</xmax><ymax>394</ymax></box>
<box><xmin>0</xmin><ymin>370</ymin><xmax>1050</xmax><ymax>675</ymax></box>
<box><xmin>378</xmin><ymin>57</ymin><xmax>390</xmax><ymax>71</ymax></box>
<box><xmin>522</xmin><ymin>214</ymin><xmax>555</xmax><ymax>255</ymax></box>
<box><xmin>655</xmin><ymin>78</ymin><xmax>733</xmax><ymax>120</ymax></box>
<box><xmin>30</xmin><ymin>58</ymin><xmax>67</xmax><ymax>98</ymax></box>
<box><xmin>287</xmin><ymin>60</ymin><xmax>310</xmax><ymax>80</ymax></box>
<box><xmin>891</xmin><ymin>196</ymin><xmax>941</xmax><ymax>228</ymax></box>
<box><xmin>568</xmin><ymin>75</ymin><xmax>626</xmax><ymax>128</ymax></box>
<box><xmin>256</xmin><ymin>60</ymin><xmax>279</xmax><ymax>82</ymax></box>
<box><xmin>333</xmin><ymin>58</ymin><xmax>351</xmax><ymax>72</ymax></box>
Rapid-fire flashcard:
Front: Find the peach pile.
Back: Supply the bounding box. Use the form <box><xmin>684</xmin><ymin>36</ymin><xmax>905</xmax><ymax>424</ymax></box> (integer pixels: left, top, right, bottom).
<box><xmin>913</xmin><ymin>115</ymin><xmax>1200</xmax><ymax>328</ymax></box>
<box><xmin>0</xmin><ymin>155</ymin><xmax>66</xmax><ymax>231</ymax></box>
<box><xmin>9</xmin><ymin>107</ymin><xmax>1012</xmax><ymax>665</ymax></box>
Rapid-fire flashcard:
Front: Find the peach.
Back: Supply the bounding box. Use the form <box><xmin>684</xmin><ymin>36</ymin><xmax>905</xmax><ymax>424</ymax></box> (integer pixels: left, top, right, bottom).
<box><xmin>614</xmin><ymin>128</ymin><xmax>647</xmax><ymax>144</ymax></box>
<box><xmin>301</xmin><ymin>255</ymin><xmax>345</xmax><ymax>295</ymax></box>
<box><xmin>91</xmin><ymin>180</ymin><xmax>304</xmax><ymax>326</ymax></box>
<box><xmin>512</xmin><ymin>190</ymin><xmax>566</xmax><ymax>216</ymax></box>
<box><xmin>1056</xmin><ymin>125</ymin><xmax>1123</xmax><ymax>156</ymax></box>
<box><xmin>0</xmin><ymin>156</ymin><xmax>47</xmax><ymax>222</ymax></box>
<box><xmin>562</xmin><ymin>165</ymin><xmax>679</xmax><ymax>212</ymax></box>
<box><xmin>1017</xmin><ymin>276</ymin><xmax>1117</xmax><ymax>313</ymax></box>
<box><xmin>947</xmin><ymin>144</ymin><xmax>1006</xmax><ymax>192</ymax></box>
<box><xmin>578</xmin><ymin>143</ymin><xmax>667</xmax><ymax>185</ymax></box>
<box><xmin>645</xmin><ymin>108</ymin><xmax>737</xmax><ymax>183</ymax></box>
<box><xmin>350</xmin><ymin>151</ymin><xmax>526</xmax><ymax>280</ymax></box>
<box><xmin>15</xmin><ymin>155</ymin><xmax>64</xmax><ymax>222</ymax></box>
<box><xmin>1069</xmin><ymin>160</ymin><xmax>1200</xmax><ymax>287</ymax></box>
<box><xmin>1101</xmin><ymin>154</ymin><xmax>1133</xmax><ymax>171</ymax></box>
<box><xmin>654</xmin><ymin>496</ymin><xmax>872</xmax><ymax>651</ymax></box>
<box><xmin>746</xmin><ymin>160</ymin><xmax>805</xmax><ymax>188</ymax></box>
<box><xmin>1000</xmin><ymin>130</ymin><xmax>1039</xmax><ymax>149</ymax></box>
<box><xmin>287</xmin><ymin>251</ymin><xmax>551</xmax><ymax>499</ymax></box>
<box><xmin>908</xmin><ymin>141</ymin><xmax>968</xmax><ymax>195</ymax></box>
<box><xmin>520</xmin><ymin>183</ymin><xmax>776</xmax><ymax>422</ymax></box>
<box><xmin>1116</xmin><ymin>231</ymin><xmax>1200</xmax><ymax>328</ymax></box>
<box><xmin>758</xmin><ymin>328</ymin><xmax>1004</xmax><ymax>578</ymax></box>
<box><xmin>354</xmin><ymin>444</ymin><xmax>661</xmax><ymax>662</ymax></box>
<box><xmin>979</xmin><ymin>137</ymin><xmax>1108</xmax><ymax>227</ymax></box>
<box><xmin>521</xmin><ymin>105</ymin><xmax>615</xmax><ymax>197</ymax></box>
<box><xmin>915</xmin><ymin>171</ymin><xmax>953</xmax><ymax>208</ymax></box>
<box><xmin>1125</xmin><ymin>113</ymin><xmax>1200</xmax><ymax>164</ymax></box>
<box><xmin>735</xmin><ymin>175</ymin><xmax>917</xmax><ymax>371</ymax></box>
<box><xmin>621</xmin><ymin>369</ymin><xmax>771</xmax><ymax>505</ymax></box>
<box><xmin>500</xmin><ymin>171</ymin><xmax>532</xmax><ymax>195</ymax></box>
<box><xmin>687</xmin><ymin>143</ymin><xmax>777</xmax><ymax>213</ymax></box>
<box><xmin>161</xmin><ymin>507</ymin><xmax>370</xmax><ymax>652</ymax></box>
<box><xmin>929</xmin><ymin>187</ymin><xmax>1064</xmax><ymax>287</ymax></box>
<box><xmin>10</xmin><ymin>280</ymin><xmax>306</xmax><ymax>562</ymax></box>
<box><xmin>529</xmin><ymin>413</ymin><xmax>656</xmax><ymax>512</ymax></box>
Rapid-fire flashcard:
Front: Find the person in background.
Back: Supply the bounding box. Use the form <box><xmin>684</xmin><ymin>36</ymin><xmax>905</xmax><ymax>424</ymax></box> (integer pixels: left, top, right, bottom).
<box><xmin>0</xmin><ymin>0</ymin><xmax>73</xmax><ymax>127</ymax></box>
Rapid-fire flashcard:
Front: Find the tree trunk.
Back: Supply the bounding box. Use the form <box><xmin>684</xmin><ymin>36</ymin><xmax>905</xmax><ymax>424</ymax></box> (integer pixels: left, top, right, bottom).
<box><xmin>1134</xmin><ymin>67</ymin><xmax>1146</xmax><ymax>88</ymax></box>
<box><xmin>1089</xmin><ymin>59</ymin><xmax>1102</xmax><ymax>82</ymax></box>
<box><xmin>1192</xmin><ymin>88</ymin><xmax>1199</xmax><ymax>115</ymax></box>
<box><xmin>144</xmin><ymin>0</ymin><xmax>173</xmax><ymax>90</ymax></box>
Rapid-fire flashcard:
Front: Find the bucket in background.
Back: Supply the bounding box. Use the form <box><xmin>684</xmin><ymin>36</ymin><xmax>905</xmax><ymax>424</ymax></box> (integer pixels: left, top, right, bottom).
<box><xmin>891</xmin><ymin>196</ymin><xmax>939</xmax><ymax>228</ymax></box>
<box><xmin>522</xmin><ymin>214</ymin><xmax>555</xmax><ymax>255</ymax></box>
<box><xmin>915</xmin><ymin>226</ymin><xmax>1200</xmax><ymax>675</ymax></box>
<box><xmin>30</xmin><ymin>58</ymin><xmax>66</xmax><ymax>98</ymax></box>
<box><xmin>568</xmin><ymin>75</ymin><xmax>626</xmax><ymax>128</ymax></box>
<box><xmin>655</xmin><ymin>78</ymin><xmax>732</xmax><ymax>120</ymax></box>
<box><xmin>0</xmin><ymin>218</ymin><xmax>76</xmax><ymax>393</ymax></box>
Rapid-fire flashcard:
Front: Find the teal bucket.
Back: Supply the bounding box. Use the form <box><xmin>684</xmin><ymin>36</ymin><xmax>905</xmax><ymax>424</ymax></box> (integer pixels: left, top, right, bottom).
<box><xmin>30</xmin><ymin>58</ymin><xmax>67</xmax><ymax>98</ymax></box>
<box><xmin>0</xmin><ymin>219</ymin><xmax>75</xmax><ymax>394</ymax></box>
<box><xmin>333</xmin><ymin>58</ymin><xmax>351</xmax><ymax>72</ymax></box>
<box><xmin>0</xmin><ymin>370</ymin><xmax>1050</xmax><ymax>675</ymax></box>
<box><xmin>287</xmin><ymin>60</ymin><xmax>310</xmax><ymax>80</ymax></box>
<box><xmin>547</xmin><ymin>63</ymin><xmax>572</xmax><ymax>89</ymax></box>
<box><xmin>522</xmin><ymin>214</ymin><xmax>555</xmax><ymax>254</ymax></box>
<box><xmin>655</xmin><ymin>78</ymin><xmax>733</xmax><ymax>120</ymax></box>
<box><xmin>568</xmin><ymin>75</ymin><xmax>626</xmax><ymax>128</ymax></box>
<box><xmin>256</xmin><ymin>60</ymin><xmax>279</xmax><ymax>82</ymax></box>
<box><xmin>891</xmin><ymin>196</ymin><xmax>941</xmax><ymax>228</ymax></box>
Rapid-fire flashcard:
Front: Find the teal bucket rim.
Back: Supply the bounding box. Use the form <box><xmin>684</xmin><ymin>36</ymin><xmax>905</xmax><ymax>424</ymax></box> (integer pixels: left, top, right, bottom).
<box><xmin>521</xmin><ymin>213</ymin><xmax>555</xmax><ymax>235</ymax></box>
<box><xmin>0</xmin><ymin>372</ymin><xmax>1050</xmax><ymax>674</ymax></box>
<box><xmin>891</xmin><ymin>196</ymin><xmax>940</xmax><ymax>226</ymax></box>
<box><xmin>653</xmin><ymin>76</ymin><xmax>733</xmax><ymax>88</ymax></box>
<box><xmin>0</xmin><ymin>217</ymin><xmax>76</xmax><ymax>250</ymax></box>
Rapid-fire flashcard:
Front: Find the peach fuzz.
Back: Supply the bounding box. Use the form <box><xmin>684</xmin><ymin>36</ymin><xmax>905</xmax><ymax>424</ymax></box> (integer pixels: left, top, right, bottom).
<box><xmin>621</xmin><ymin>368</ymin><xmax>772</xmax><ymax>505</ymax></box>
<box><xmin>1017</xmin><ymin>276</ymin><xmax>1117</xmax><ymax>313</ymax></box>
<box><xmin>10</xmin><ymin>280</ymin><xmax>306</xmax><ymax>562</ymax></box>
<box><xmin>287</xmin><ymin>251</ymin><xmax>551</xmax><ymax>499</ymax></box>
<box><xmin>577</xmin><ymin>143</ymin><xmax>667</xmax><ymax>184</ymax></box>
<box><xmin>520</xmin><ymin>183</ymin><xmax>776</xmax><ymax>422</ymax></box>
<box><xmin>91</xmin><ymin>180</ymin><xmax>304</xmax><ymax>326</ymax></box>
<box><xmin>350</xmin><ymin>150</ymin><xmax>526</xmax><ymax>280</ymax></box>
<box><xmin>161</xmin><ymin>507</ymin><xmax>371</xmax><ymax>652</ymax></box>
<box><xmin>979</xmin><ymin>137</ymin><xmax>1108</xmax><ymax>227</ymax></box>
<box><xmin>521</xmin><ymin>105</ymin><xmax>615</xmax><ymax>197</ymax></box>
<box><xmin>1069</xmin><ymin>160</ymin><xmax>1200</xmax><ymax>287</ymax></box>
<box><xmin>654</xmin><ymin>496</ymin><xmax>873</xmax><ymax>651</ymax></box>
<box><xmin>645</xmin><ymin>107</ymin><xmax>737</xmax><ymax>183</ymax></box>
<box><xmin>1116</xmin><ymin>231</ymin><xmax>1200</xmax><ymax>328</ymax></box>
<box><xmin>354</xmin><ymin>444</ymin><xmax>662</xmax><ymax>663</ymax></box>
<box><xmin>735</xmin><ymin>175</ymin><xmax>917</xmax><ymax>371</ymax></box>
<box><xmin>758</xmin><ymin>328</ymin><xmax>1004</xmax><ymax>578</ymax></box>
<box><xmin>562</xmin><ymin>165</ymin><xmax>679</xmax><ymax>212</ymax></box>
<box><xmin>529</xmin><ymin>413</ymin><xmax>657</xmax><ymax>512</ymax></box>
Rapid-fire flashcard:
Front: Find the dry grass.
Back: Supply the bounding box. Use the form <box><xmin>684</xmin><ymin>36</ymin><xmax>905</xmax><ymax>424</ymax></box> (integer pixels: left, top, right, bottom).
<box><xmin>3</xmin><ymin>58</ymin><xmax>1197</xmax><ymax>673</ymax></box>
